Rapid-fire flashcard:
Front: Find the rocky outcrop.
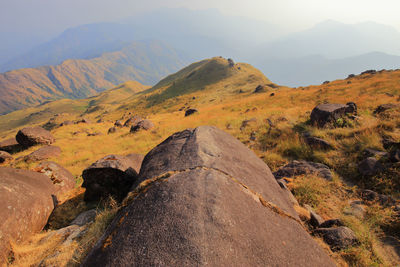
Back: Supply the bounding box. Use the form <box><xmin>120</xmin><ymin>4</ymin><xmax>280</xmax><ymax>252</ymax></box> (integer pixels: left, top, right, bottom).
<box><xmin>130</xmin><ymin>119</ymin><xmax>154</xmax><ymax>133</ymax></box>
<box><xmin>184</xmin><ymin>108</ymin><xmax>198</xmax><ymax>117</ymax></box>
<box><xmin>33</xmin><ymin>161</ymin><xmax>76</xmax><ymax>202</ymax></box>
<box><xmin>82</xmin><ymin>155</ymin><xmax>139</xmax><ymax>202</ymax></box>
<box><xmin>123</xmin><ymin>116</ymin><xmax>142</xmax><ymax>127</ymax></box>
<box><xmin>273</xmin><ymin>160</ymin><xmax>333</xmax><ymax>180</ymax></box>
<box><xmin>254</xmin><ymin>84</ymin><xmax>267</xmax><ymax>93</ymax></box>
<box><xmin>313</xmin><ymin>227</ymin><xmax>359</xmax><ymax>251</ymax></box>
<box><xmin>0</xmin><ymin>137</ymin><xmax>23</xmax><ymax>153</ymax></box>
<box><xmin>0</xmin><ymin>168</ymin><xmax>56</xmax><ymax>263</ymax></box>
<box><xmin>16</xmin><ymin>127</ymin><xmax>55</xmax><ymax>147</ymax></box>
<box><xmin>24</xmin><ymin>146</ymin><xmax>61</xmax><ymax>162</ymax></box>
<box><xmin>83</xmin><ymin>126</ymin><xmax>335</xmax><ymax>267</ymax></box>
<box><xmin>310</xmin><ymin>103</ymin><xmax>356</xmax><ymax>127</ymax></box>
<box><xmin>358</xmin><ymin>157</ymin><xmax>382</xmax><ymax>176</ymax></box>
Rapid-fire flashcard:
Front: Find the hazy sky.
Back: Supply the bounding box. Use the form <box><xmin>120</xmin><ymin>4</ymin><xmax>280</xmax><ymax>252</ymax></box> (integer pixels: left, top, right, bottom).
<box><xmin>1</xmin><ymin>0</ymin><xmax>400</xmax><ymax>35</ymax></box>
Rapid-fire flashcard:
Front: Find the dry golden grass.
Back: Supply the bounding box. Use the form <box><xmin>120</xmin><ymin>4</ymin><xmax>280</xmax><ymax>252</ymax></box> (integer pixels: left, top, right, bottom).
<box><xmin>2</xmin><ymin>60</ymin><xmax>400</xmax><ymax>266</ymax></box>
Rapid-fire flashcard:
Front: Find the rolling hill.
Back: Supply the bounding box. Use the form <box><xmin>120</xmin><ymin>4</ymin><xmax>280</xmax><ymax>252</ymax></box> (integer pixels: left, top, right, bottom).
<box><xmin>0</xmin><ymin>40</ymin><xmax>187</xmax><ymax>114</ymax></box>
<box><xmin>1</xmin><ymin>57</ymin><xmax>400</xmax><ymax>266</ymax></box>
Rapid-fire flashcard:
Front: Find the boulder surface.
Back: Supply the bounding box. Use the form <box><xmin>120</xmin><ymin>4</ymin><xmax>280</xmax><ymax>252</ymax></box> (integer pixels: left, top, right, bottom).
<box><xmin>82</xmin><ymin>155</ymin><xmax>139</xmax><ymax>202</ymax></box>
<box><xmin>0</xmin><ymin>168</ymin><xmax>55</xmax><ymax>263</ymax></box>
<box><xmin>83</xmin><ymin>126</ymin><xmax>335</xmax><ymax>267</ymax></box>
<box><xmin>16</xmin><ymin>127</ymin><xmax>55</xmax><ymax>147</ymax></box>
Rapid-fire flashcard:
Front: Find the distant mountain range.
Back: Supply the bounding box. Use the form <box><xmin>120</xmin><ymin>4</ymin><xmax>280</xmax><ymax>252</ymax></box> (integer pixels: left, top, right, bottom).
<box><xmin>1</xmin><ymin>8</ymin><xmax>400</xmax><ymax>97</ymax></box>
<box><xmin>0</xmin><ymin>40</ymin><xmax>187</xmax><ymax>114</ymax></box>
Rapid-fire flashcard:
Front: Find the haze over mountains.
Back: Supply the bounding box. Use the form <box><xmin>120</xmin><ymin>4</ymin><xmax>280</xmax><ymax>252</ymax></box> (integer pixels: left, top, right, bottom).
<box><xmin>0</xmin><ymin>40</ymin><xmax>187</xmax><ymax>114</ymax></box>
<box><xmin>1</xmin><ymin>8</ymin><xmax>400</xmax><ymax>114</ymax></box>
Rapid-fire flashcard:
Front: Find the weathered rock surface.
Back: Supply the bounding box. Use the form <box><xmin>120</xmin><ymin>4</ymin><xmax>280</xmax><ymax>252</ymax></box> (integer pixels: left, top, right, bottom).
<box><xmin>123</xmin><ymin>115</ymin><xmax>142</xmax><ymax>127</ymax></box>
<box><xmin>70</xmin><ymin>209</ymin><xmax>96</xmax><ymax>226</ymax></box>
<box><xmin>358</xmin><ymin>157</ymin><xmax>382</xmax><ymax>176</ymax></box>
<box><xmin>310</xmin><ymin>103</ymin><xmax>356</xmax><ymax>127</ymax></box>
<box><xmin>305</xmin><ymin>204</ymin><xmax>324</xmax><ymax>228</ymax></box>
<box><xmin>254</xmin><ymin>84</ymin><xmax>267</xmax><ymax>93</ymax></box>
<box><xmin>16</xmin><ymin>127</ymin><xmax>55</xmax><ymax>147</ymax></box>
<box><xmin>313</xmin><ymin>227</ymin><xmax>359</xmax><ymax>251</ymax></box>
<box><xmin>363</xmin><ymin>148</ymin><xmax>388</xmax><ymax>158</ymax></box>
<box><xmin>124</xmin><ymin>153</ymin><xmax>144</xmax><ymax>174</ymax></box>
<box><xmin>320</xmin><ymin>219</ymin><xmax>344</xmax><ymax>228</ymax></box>
<box><xmin>33</xmin><ymin>161</ymin><xmax>75</xmax><ymax>201</ymax></box>
<box><xmin>130</xmin><ymin>119</ymin><xmax>154</xmax><ymax>133</ymax></box>
<box><xmin>114</xmin><ymin>120</ymin><xmax>123</xmax><ymax>128</ymax></box>
<box><xmin>82</xmin><ymin>155</ymin><xmax>138</xmax><ymax>202</ymax></box>
<box><xmin>185</xmin><ymin>108</ymin><xmax>198</xmax><ymax>117</ymax></box>
<box><xmin>0</xmin><ymin>168</ymin><xmax>55</xmax><ymax>263</ymax></box>
<box><xmin>273</xmin><ymin>160</ymin><xmax>333</xmax><ymax>180</ymax></box>
<box><xmin>0</xmin><ymin>151</ymin><xmax>13</xmax><ymax>164</ymax></box>
<box><xmin>83</xmin><ymin>126</ymin><xmax>335</xmax><ymax>267</ymax></box>
<box><xmin>24</xmin><ymin>146</ymin><xmax>61</xmax><ymax>162</ymax></box>
<box><xmin>0</xmin><ymin>137</ymin><xmax>23</xmax><ymax>153</ymax></box>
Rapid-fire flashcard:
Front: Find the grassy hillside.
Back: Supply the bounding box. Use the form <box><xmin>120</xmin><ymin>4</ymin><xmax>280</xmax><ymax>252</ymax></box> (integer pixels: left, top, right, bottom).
<box><xmin>1</xmin><ymin>58</ymin><xmax>400</xmax><ymax>266</ymax></box>
<box><xmin>0</xmin><ymin>40</ymin><xmax>187</xmax><ymax>115</ymax></box>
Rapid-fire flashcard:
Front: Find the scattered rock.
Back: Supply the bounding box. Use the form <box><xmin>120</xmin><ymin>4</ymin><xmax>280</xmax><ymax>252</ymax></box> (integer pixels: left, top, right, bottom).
<box><xmin>114</xmin><ymin>120</ymin><xmax>123</xmax><ymax>128</ymax></box>
<box><xmin>184</xmin><ymin>108</ymin><xmax>198</xmax><ymax>117</ymax></box>
<box><xmin>0</xmin><ymin>137</ymin><xmax>23</xmax><ymax>153</ymax></box>
<box><xmin>108</xmin><ymin>127</ymin><xmax>117</xmax><ymax>134</ymax></box>
<box><xmin>24</xmin><ymin>146</ymin><xmax>61</xmax><ymax>162</ymax></box>
<box><xmin>319</xmin><ymin>219</ymin><xmax>344</xmax><ymax>228</ymax></box>
<box><xmin>310</xmin><ymin>103</ymin><xmax>356</xmax><ymax>127</ymax></box>
<box><xmin>344</xmin><ymin>200</ymin><xmax>366</xmax><ymax>219</ymax></box>
<box><xmin>273</xmin><ymin>160</ymin><xmax>333</xmax><ymax>180</ymax></box>
<box><xmin>382</xmin><ymin>137</ymin><xmax>400</xmax><ymax>151</ymax></box>
<box><xmin>240</xmin><ymin>118</ymin><xmax>257</xmax><ymax>130</ymax></box>
<box><xmin>270</xmin><ymin>93</ymin><xmax>275</xmax><ymax>96</ymax></box>
<box><xmin>123</xmin><ymin>115</ymin><xmax>142</xmax><ymax>127</ymax></box>
<box><xmin>313</xmin><ymin>227</ymin><xmax>359</xmax><ymax>251</ymax></box>
<box><xmin>361</xmin><ymin>189</ymin><xmax>379</xmax><ymax>201</ymax></box>
<box><xmin>130</xmin><ymin>120</ymin><xmax>154</xmax><ymax>133</ymax></box>
<box><xmin>374</xmin><ymin>104</ymin><xmax>398</xmax><ymax>114</ymax></box>
<box><xmin>75</xmin><ymin>117</ymin><xmax>91</xmax><ymax>124</ymax></box>
<box><xmin>0</xmin><ymin>151</ymin><xmax>13</xmax><ymax>164</ymax></box>
<box><xmin>227</xmin><ymin>58</ymin><xmax>235</xmax><ymax>67</ymax></box>
<box><xmin>70</xmin><ymin>209</ymin><xmax>97</xmax><ymax>226</ymax></box>
<box><xmin>305</xmin><ymin>136</ymin><xmax>333</xmax><ymax>150</ymax></box>
<box><xmin>254</xmin><ymin>85</ymin><xmax>267</xmax><ymax>93</ymax></box>
<box><xmin>87</xmin><ymin>132</ymin><xmax>103</xmax><ymax>137</ymax></box>
<box><xmin>358</xmin><ymin>157</ymin><xmax>383</xmax><ymax>176</ymax></box>
<box><xmin>33</xmin><ymin>161</ymin><xmax>76</xmax><ymax>202</ymax></box>
<box><xmin>226</xmin><ymin>123</ymin><xmax>233</xmax><ymax>130</ymax></box>
<box><xmin>16</xmin><ymin>127</ymin><xmax>55</xmax><ymax>147</ymax></box>
<box><xmin>82</xmin><ymin>155</ymin><xmax>139</xmax><ymax>202</ymax></box>
<box><xmin>250</xmin><ymin>131</ymin><xmax>257</xmax><ymax>141</ymax></box>
<box><xmin>363</xmin><ymin>148</ymin><xmax>388</xmax><ymax>158</ymax></box>
<box><xmin>83</xmin><ymin>126</ymin><xmax>334</xmax><ymax>267</ymax></box>
<box><xmin>0</xmin><ymin>168</ymin><xmax>56</xmax><ymax>262</ymax></box>
<box><xmin>59</xmin><ymin>120</ymin><xmax>73</xmax><ymax>127</ymax></box>
<box><xmin>304</xmin><ymin>204</ymin><xmax>324</xmax><ymax>228</ymax></box>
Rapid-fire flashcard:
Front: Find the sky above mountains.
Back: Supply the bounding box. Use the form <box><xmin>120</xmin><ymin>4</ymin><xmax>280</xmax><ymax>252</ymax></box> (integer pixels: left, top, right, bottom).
<box><xmin>1</xmin><ymin>0</ymin><xmax>400</xmax><ymax>37</ymax></box>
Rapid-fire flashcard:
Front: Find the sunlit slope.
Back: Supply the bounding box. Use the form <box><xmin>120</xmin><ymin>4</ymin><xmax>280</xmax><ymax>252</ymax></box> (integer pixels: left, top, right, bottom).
<box><xmin>0</xmin><ymin>80</ymin><xmax>148</xmax><ymax>136</ymax></box>
<box><xmin>0</xmin><ymin>40</ymin><xmax>186</xmax><ymax>114</ymax></box>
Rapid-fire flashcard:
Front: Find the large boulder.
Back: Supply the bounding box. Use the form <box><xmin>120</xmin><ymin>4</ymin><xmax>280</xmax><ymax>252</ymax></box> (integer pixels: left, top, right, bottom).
<box><xmin>0</xmin><ymin>168</ymin><xmax>56</xmax><ymax>263</ymax></box>
<box><xmin>82</xmin><ymin>155</ymin><xmax>139</xmax><ymax>202</ymax></box>
<box><xmin>123</xmin><ymin>115</ymin><xmax>142</xmax><ymax>127</ymax></box>
<box><xmin>16</xmin><ymin>127</ymin><xmax>55</xmax><ymax>147</ymax></box>
<box><xmin>130</xmin><ymin>119</ymin><xmax>154</xmax><ymax>133</ymax></box>
<box><xmin>83</xmin><ymin>126</ymin><xmax>335</xmax><ymax>267</ymax></box>
<box><xmin>0</xmin><ymin>151</ymin><xmax>13</xmax><ymax>164</ymax></box>
<box><xmin>0</xmin><ymin>137</ymin><xmax>23</xmax><ymax>153</ymax></box>
<box><xmin>310</xmin><ymin>103</ymin><xmax>356</xmax><ymax>127</ymax></box>
<box><xmin>33</xmin><ymin>161</ymin><xmax>76</xmax><ymax>201</ymax></box>
<box><xmin>273</xmin><ymin>160</ymin><xmax>333</xmax><ymax>180</ymax></box>
<box><xmin>24</xmin><ymin>146</ymin><xmax>61</xmax><ymax>162</ymax></box>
